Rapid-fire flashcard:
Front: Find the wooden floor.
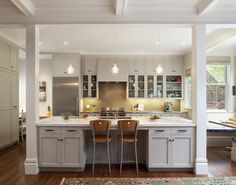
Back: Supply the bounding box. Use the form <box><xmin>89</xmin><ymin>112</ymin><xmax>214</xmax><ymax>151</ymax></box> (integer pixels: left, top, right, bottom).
<box><xmin>0</xmin><ymin>141</ymin><xmax>236</xmax><ymax>185</ymax></box>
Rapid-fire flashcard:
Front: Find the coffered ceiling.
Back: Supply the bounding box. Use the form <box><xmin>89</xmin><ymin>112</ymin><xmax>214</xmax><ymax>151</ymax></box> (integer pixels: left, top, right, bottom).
<box><xmin>0</xmin><ymin>0</ymin><xmax>236</xmax><ymax>24</ymax></box>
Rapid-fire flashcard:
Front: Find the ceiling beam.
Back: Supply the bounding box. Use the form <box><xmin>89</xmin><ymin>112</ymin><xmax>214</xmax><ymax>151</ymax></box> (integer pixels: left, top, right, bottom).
<box><xmin>115</xmin><ymin>0</ymin><xmax>127</xmax><ymax>16</ymax></box>
<box><xmin>196</xmin><ymin>0</ymin><xmax>224</xmax><ymax>16</ymax></box>
<box><xmin>207</xmin><ymin>28</ymin><xmax>236</xmax><ymax>51</ymax></box>
<box><xmin>11</xmin><ymin>0</ymin><xmax>35</xmax><ymax>16</ymax></box>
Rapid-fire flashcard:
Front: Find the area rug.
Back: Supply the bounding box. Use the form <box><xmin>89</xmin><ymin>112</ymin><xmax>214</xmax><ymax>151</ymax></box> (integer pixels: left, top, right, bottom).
<box><xmin>60</xmin><ymin>177</ymin><xmax>236</xmax><ymax>185</ymax></box>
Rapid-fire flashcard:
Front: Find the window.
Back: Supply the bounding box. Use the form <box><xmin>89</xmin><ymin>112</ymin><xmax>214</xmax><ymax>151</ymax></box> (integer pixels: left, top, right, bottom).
<box><xmin>207</xmin><ymin>64</ymin><xmax>228</xmax><ymax>110</ymax></box>
<box><xmin>184</xmin><ymin>68</ymin><xmax>191</xmax><ymax>109</ymax></box>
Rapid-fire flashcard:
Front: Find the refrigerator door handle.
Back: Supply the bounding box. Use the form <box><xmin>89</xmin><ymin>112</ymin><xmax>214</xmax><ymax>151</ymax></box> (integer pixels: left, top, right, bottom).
<box><xmin>76</xmin><ymin>97</ymin><xmax>79</xmax><ymax>116</ymax></box>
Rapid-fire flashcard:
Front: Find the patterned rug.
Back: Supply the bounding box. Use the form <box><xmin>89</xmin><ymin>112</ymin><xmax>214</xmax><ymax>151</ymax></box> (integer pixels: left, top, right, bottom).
<box><xmin>60</xmin><ymin>177</ymin><xmax>236</xmax><ymax>185</ymax></box>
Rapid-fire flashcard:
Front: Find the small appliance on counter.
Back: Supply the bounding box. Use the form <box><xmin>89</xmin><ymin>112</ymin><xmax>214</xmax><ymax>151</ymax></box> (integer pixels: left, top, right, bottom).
<box><xmin>164</xmin><ymin>102</ymin><xmax>173</xmax><ymax>112</ymax></box>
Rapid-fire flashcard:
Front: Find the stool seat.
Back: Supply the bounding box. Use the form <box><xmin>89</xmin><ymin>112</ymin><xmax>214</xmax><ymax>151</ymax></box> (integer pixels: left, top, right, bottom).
<box><xmin>119</xmin><ymin>135</ymin><xmax>137</xmax><ymax>143</ymax></box>
<box><xmin>93</xmin><ymin>135</ymin><xmax>112</xmax><ymax>143</ymax></box>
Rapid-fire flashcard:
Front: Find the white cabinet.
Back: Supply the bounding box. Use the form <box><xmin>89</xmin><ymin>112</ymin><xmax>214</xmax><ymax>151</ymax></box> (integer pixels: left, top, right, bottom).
<box><xmin>97</xmin><ymin>56</ymin><xmax>127</xmax><ymax>81</ymax></box>
<box><xmin>10</xmin><ymin>46</ymin><xmax>18</xmax><ymax>72</ymax></box>
<box><xmin>38</xmin><ymin>127</ymin><xmax>85</xmax><ymax>169</ymax></box>
<box><xmin>148</xmin><ymin>127</ymin><xmax>194</xmax><ymax>169</ymax></box>
<box><xmin>149</xmin><ymin>130</ymin><xmax>171</xmax><ymax>168</ymax></box>
<box><xmin>81</xmin><ymin>55</ymin><xmax>97</xmax><ymax>74</ymax></box>
<box><xmin>0</xmin><ymin>110</ymin><xmax>11</xmax><ymax>148</ymax></box>
<box><xmin>145</xmin><ymin>56</ymin><xmax>168</xmax><ymax>75</ymax></box>
<box><xmin>0</xmin><ymin>69</ymin><xmax>11</xmax><ymax>110</ymax></box>
<box><xmin>61</xmin><ymin>128</ymin><xmax>84</xmax><ymax>167</ymax></box>
<box><xmin>0</xmin><ymin>40</ymin><xmax>19</xmax><ymax>150</ymax></box>
<box><xmin>165</xmin><ymin>56</ymin><xmax>184</xmax><ymax>75</ymax></box>
<box><xmin>0</xmin><ymin>40</ymin><xmax>10</xmax><ymax>70</ymax></box>
<box><xmin>127</xmin><ymin>56</ymin><xmax>146</xmax><ymax>74</ymax></box>
<box><xmin>11</xmin><ymin>72</ymin><xmax>19</xmax><ymax>142</ymax></box>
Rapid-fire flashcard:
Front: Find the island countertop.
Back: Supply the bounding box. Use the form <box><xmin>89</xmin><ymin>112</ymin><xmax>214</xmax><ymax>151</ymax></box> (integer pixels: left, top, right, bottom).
<box><xmin>36</xmin><ymin>116</ymin><xmax>195</xmax><ymax>128</ymax></box>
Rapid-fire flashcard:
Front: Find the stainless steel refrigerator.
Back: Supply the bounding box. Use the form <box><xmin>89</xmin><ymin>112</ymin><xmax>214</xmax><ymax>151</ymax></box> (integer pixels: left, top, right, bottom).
<box><xmin>53</xmin><ymin>77</ymin><xmax>80</xmax><ymax>116</ymax></box>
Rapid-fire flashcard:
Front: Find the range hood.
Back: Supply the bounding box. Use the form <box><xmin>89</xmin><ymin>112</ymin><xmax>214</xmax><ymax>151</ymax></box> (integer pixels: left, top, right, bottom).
<box><xmin>97</xmin><ymin>57</ymin><xmax>127</xmax><ymax>82</ymax></box>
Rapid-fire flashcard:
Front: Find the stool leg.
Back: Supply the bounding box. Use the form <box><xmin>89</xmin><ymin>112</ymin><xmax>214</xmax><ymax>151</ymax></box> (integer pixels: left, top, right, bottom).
<box><xmin>92</xmin><ymin>142</ymin><xmax>96</xmax><ymax>174</ymax></box>
<box><xmin>107</xmin><ymin>141</ymin><xmax>111</xmax><ymax>174</ymax></box>
<box><xmin>120</xmin><ymin>141</ymin><xmax>123</xmax><ymax>174</ymax></box>
<box><xmin>135</xmin><ymin>141</ymin><xmax>138</xmax><ymax>174</ymax></box>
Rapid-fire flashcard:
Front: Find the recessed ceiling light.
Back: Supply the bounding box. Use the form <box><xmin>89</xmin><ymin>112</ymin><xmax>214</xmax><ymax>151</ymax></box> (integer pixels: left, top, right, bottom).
<box><xmin>38</xmin><ymin>42</ymin><xmax>42</xmax><ymax>45</ymax></box>
<box><xmin>156</xmin><ymin>41</ymin><xmax>160</xmax><ymax>45</ymax></box>
<box><xmin>64</xmin><ymin>41</ymin><xmax>69</xmax><ymax>45</ymax></box>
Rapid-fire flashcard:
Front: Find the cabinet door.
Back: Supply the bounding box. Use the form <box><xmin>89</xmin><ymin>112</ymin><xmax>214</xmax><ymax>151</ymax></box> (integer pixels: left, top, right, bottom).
<box><xmin>127</xmin><ymin>56</ymin><xmax>145</xmax><ymax>74</ymax></box>
<box><xmin>0</xmin><ymin>110</ymin><xmax>11</xmax><ymax>148</ymax></box>
<box><xmin>11</xmin><ymin>73</ymin><xmax>19</xmax><ymax>142</ymax></box>
<box><xmin>171</xmin><ymin>135</ymin><xmax>194</xmax><ymax>167</ymax></box>
<box><xmin>39</xmin><ymin>135</ymin><xmax>61</xmax><ymax>167</ymax></box>
<box><xmin>61</xmin><ymin>136</ymin><xmax>82</xmax><ymax>167</ymax></box>
<box><xmin>0</xmin><ymin>70</ymin><xmax>11</xmax><ymax>110</ymax></box>
<box><xmin>0</xmin><ymin>40</ymin><xmax>10</xmax><ymax>70</ymax></box>
<box><xmin>149</xmin><ymin>135</ymin><xmax>171</xmax><ymax>168</ymax></box>
<box><xmin>165</xmin><ymin>56</ymin><xmax>184</xmax><ymax>75</ymax></box>
<box><xmin>10</xmin><ymin>46</ymin><xmax>18</xmax><ymax>72</ymax></box>
<box><xmin>81</xmin><ymin>55</ymin><xmax>97</xmax><ymax>74</ymax></box>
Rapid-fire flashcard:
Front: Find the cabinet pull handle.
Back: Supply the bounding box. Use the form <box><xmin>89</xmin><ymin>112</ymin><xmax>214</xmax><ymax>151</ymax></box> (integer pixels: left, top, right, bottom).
<box><xmin>155</xmin><ymin>130</ymin><xmax>165</xmax><ymax>132</ymax></box>
<box><xmin>45</xmin><ymin>129</ymin><xmax>54</xmax><ymax>132</ymax></box>
<box><xmin>177</xmin><ymin>130</ymin><xmax>187</xmax><ymax>132</ymax></box>
<box><xmin>13</xmin><ymin>106</ymin><xmax>17</xmax><ymax>108</ymax></box>
<box><xmin>67</xmin><ymin>130</ymin><xmax>77</xmax><ymax>132</ymax></box>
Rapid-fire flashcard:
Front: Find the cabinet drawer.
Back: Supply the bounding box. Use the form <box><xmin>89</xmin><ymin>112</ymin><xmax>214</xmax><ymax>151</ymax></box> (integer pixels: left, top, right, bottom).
<box><xmin>61</xmin><ymin>127</ymin><xmax>82</xmax><ymax>136</ymax></box>
<box><xmin>149</xmin><ymin>128</ymin><xmax>172</xmax><ymax>135</ymax></box>
<box><xmin>172</xmin><ymin>128</ymin><xmax>194</xmax><ymax>135</ymax></box>
<box><xmin>39</xmin><ymin>127</ymin><xmax>60</xmax><ymax>135</ymax></box>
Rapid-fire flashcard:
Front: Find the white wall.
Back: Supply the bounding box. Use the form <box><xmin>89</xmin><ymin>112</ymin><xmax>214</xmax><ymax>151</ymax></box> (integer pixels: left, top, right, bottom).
<box><xmin>19</xmin><ymin>57</ymin><xmax>53</xmax><ymax>115</ymax></box>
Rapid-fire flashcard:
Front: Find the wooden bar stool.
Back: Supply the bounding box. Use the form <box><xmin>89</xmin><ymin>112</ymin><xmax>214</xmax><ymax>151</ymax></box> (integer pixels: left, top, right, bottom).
<box><xmin>118</xmin><ymin>120</ymin><xmax>139</xmax><ymax>174</ymax></box>
<box><xmin>90</xmin><ymin>120</ymin><xmax>112</xmax><ymax>174</ymax></box>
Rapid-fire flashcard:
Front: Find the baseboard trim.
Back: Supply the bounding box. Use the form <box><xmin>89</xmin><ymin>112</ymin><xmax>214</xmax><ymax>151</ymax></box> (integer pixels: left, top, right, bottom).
<box><xmin>24</xmin><ymin>158</ymin><xmax>39</xmax><ymax>175</ymax></box>
<box><xmin>194</xmin><ymin>158</ymin><xmax>208</xmax><ymax>175</ymax></box>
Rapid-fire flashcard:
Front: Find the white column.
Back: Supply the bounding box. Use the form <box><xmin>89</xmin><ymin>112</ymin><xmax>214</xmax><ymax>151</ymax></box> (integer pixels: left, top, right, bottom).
<box><xmin>192</xmin><ymin>24</ymin><xmax>208</xmax><ymax>175</ymax></box>
<box><xmin>24</xmin><ymin>24</ymin><xmax>39</xmax><ymax>174</ymax></box>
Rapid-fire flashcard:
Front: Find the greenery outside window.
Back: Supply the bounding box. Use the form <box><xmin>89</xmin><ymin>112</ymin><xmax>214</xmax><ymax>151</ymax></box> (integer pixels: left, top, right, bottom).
<box><xmin>184</xmin><ymin>68</ymin><xmax>191</xmax><ymax>109</ymax></box>
<box><xmin>207</xmin><ymin>65</ymin><xmax>228</xmax><ymax>110</ymax></box>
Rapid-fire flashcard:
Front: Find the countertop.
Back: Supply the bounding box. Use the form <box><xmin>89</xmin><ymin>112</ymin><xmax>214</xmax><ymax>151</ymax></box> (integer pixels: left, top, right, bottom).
<box><xmin>36</xmin><ymin>116</ymin><xmax>195</xmax><ymax>129</ymax></box>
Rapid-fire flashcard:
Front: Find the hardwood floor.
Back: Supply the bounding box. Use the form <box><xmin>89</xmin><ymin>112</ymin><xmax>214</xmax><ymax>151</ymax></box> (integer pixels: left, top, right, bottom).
<box><xmin>0</xmin><ymin>141</ymin><xmax>236</xmax><ymax>185</ymax></box>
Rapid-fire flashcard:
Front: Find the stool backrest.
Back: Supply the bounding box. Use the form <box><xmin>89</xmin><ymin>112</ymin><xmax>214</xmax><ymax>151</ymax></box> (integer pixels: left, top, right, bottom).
<box><xmin>118</xmin><ymin>120</ymin><xmax>139</xmax><ymax>138</ymax></box>
<box><xmin>90</xmin><ymin>120</ymin><xmax>111</xmax><ymax>140</ymax></box>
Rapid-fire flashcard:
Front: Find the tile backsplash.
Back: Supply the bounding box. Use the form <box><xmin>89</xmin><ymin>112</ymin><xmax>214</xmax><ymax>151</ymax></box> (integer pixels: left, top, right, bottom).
<box><xmin>82</xmin><ymin>98</ymin><xmax>180</xmax><ymax>112</ymax></box>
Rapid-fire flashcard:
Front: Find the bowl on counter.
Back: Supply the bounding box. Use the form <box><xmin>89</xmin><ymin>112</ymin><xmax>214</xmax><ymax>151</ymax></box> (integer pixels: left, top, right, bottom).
<box><xmin>150</xmin><ymin>115</ymin><xmax>161</xmax><ymax>120</ymax></box>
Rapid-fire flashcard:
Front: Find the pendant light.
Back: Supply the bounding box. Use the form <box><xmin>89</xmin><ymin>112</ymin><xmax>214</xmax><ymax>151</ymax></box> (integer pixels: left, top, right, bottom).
<box><xmin>155</xmin><ymin>64</ymin><xmax>163</xmax><ymax>74</ymax></box>
<box><xmin>111</xmin><ymin>64</ymin><xmax>119</xmax><ymax>74</ymax></box>
<box><xmin>67</xmin><ymin>64</ymin><xmax>75</xmax><ymax>74</ymax></box>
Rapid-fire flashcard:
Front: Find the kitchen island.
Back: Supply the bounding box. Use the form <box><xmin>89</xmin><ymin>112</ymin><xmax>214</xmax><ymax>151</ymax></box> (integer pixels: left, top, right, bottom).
<box><xmin>37</xmin><ymin>116</ymin><xmax>196</xmax><ymax>172</ymax></box>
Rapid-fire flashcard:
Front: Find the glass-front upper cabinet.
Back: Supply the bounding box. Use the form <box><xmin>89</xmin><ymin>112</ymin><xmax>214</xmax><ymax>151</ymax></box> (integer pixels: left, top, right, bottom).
<box><xmin>166</xmin><ymin>75</ymin><xmax>182</xmax><ymax>98</ymax></box>
<box><xmin>91</xmin><ymin>75</ymin><xmax>97</xmax><ymax>98</ymax></box>
<box><xmin>83</xmin><ymin>75</ymin><xmax>89</xmax><ymax>98</ymax></box>
<box><xmin>128</xmin><ymin>75</ymin><xmax>135</xmax><ymax>98</ymax></box>
<box><xmin>147</xmin><ymin>75</ymin><xmax>154</xmax><ymax>98</ymax></box>
<box><xmin>138</xmin><ymin>75</ymin><xmax>145</xmax><ymax>98</ymax></box>
<box><xmin>83</xmin><ymin>75</ymin><xmax>97</xmax><ymax>98</ymax></box>
<box><xmin>156</xmin><ymin>76</ymin><xmax>163</xmax><ymax>98</ymax></box>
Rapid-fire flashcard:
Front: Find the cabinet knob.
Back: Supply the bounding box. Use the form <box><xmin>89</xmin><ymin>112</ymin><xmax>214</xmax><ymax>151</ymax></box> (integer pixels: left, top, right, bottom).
<box><xmin>168</xmin><ymin>138</ymin><xmax>172</xmax><ymax>142</ymax></box>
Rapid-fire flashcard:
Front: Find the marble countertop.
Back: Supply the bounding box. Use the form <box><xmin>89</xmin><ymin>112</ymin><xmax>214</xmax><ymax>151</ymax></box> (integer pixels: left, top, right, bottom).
<box><xmin>36</xmin><ymin>116</ymin><xmax>195</xmax><ymax>128</ymax></box>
